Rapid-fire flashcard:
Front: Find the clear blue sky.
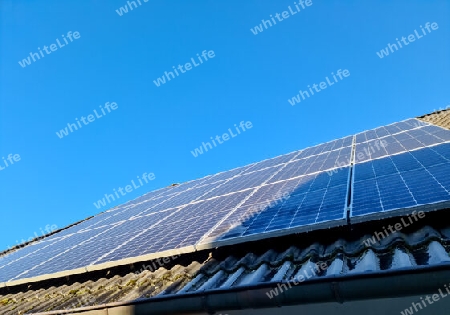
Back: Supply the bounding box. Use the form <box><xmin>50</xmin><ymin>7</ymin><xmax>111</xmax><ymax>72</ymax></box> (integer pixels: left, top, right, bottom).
<box><xmin>0</xmin><ymin>0</ymin><xmax>449</xmax><ymax>251</ymax></box>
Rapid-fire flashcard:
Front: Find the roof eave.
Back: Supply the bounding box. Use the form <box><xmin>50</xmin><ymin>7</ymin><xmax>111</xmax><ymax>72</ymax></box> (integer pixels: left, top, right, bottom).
<box><xmin>29</xmin><ymin>264</ymin><xmax>450</xmax><ymax>315</ymax></box>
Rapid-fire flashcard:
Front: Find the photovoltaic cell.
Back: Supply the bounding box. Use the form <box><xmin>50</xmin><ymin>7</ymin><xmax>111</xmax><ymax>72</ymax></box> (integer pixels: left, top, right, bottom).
<box><xmin>243</xmin><ymin>151</ymin><xmax>300</xmax><ymax>173</ymax></box>
<box><xmin>355</xmin><ymin>133</ymin><xmax>366</xmax><ymax>143</ymax></box>
<box><xmin>374</xmin><ymin>126</ymin><xmax>390</xmax><ymax>138</ymax></box>
<box><xmin>384</xmin><ymin>124</ymin><xmax>402</xmax><ymax>134</ymax></box>
<box><xmin>404</xmin><ymin>118</ymin><xmax>428</xmax><ymax>128</ymax></box>
<box><xmin>294</xmin><ymin>136</ymin><xmax>352</xmax><ymax>160</ymax></box>
<box><xmin>199</xmin><ymin>165</ymin><xmax>252</xmax><ymax>185</ymax></box>
<box><xmin>200</xmin><ymin>166</ymin><xmax>283</xmax><ymax>200</ymax></box>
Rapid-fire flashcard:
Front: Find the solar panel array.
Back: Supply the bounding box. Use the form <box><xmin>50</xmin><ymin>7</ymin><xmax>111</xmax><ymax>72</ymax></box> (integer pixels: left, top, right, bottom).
<box><xmin>352</xmin><ymin>119</ymin><xmax>450</xmax><ymax>217</ymax></box>
<box><xmin>1</xmin><ymin>119</ymin><xmax>450</xmax><ymax>283</ymax></box>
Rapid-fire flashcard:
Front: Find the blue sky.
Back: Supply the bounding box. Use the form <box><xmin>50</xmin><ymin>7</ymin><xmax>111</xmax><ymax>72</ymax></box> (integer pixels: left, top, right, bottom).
<box><xmin>0</xmin><ymin>0</ymin><xmax>449</xmax><ymax>251</ymax></box>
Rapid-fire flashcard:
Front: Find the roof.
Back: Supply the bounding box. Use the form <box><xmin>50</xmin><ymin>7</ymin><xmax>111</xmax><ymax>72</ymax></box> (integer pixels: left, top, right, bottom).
<box><xmin>418</xmin><ymin>107</ymin><xmax>450</xmax><ymax>129</ymax></box>
<box><xmin>2</xmin><ymin>212</ymin><xmax>450</xmax><ymax>315</ymax></box>
<box><xmin>1</xmin><ymin>109</ymin><xmax>450</xmax><ymax>314</ymax></box>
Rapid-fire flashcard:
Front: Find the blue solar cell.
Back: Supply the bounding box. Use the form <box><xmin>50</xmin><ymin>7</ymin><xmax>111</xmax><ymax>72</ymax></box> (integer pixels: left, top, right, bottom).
<box><xmin>329</xmin><ymin>167</ymin><xmax>350</xmax><ymax>186</ymax></box>
<box><xmin>243</xmin><ymin>151</ymin><xmax>299</xmax><ymax>173</ymax></box>
<box><xmin>321</xmin><ymin>152</ymin><xmax>339</xmax><ymax>170</ymax></box>
<box><xmin>243</xmin><ymin>204</ymin><xmax>284</xmax><ymax>235</ymax></box>
<box><xmin>321</xmin><ymin>141</ymin><xmax>335</xmax><ymax>152</ymax></box>
<box><xmin>377</xmin><ymin>174</ymin><xmax>416</xmax><ymax>209</ymax></box>
<box><xmin>201</xmin><ymin>167</ymin><xmax>281</xmax><ymax>199</ymax></box>
<box><xmin>352</xmin><ymin>179</ymin><xmax>383</xmax><ymax>216</ymax></box>
<box><xmin>343</xmin><ymin>137</ymin><xmax>354</xmax><ymax>147</ymax></box>
<box><xmin>416</xmin><ymin>134</ymin><xmax>442</xmax><ymax>146</ymax></box>
<box><xmin>121</xmin><ymin>186</ymin><xmax>174</xmax><ymax>206</ymax></box>
<box><xmin>354</xmin><ymin>161</ymin><xmax>375</xmax><ymax>182</ymax></box>
<box><xmin>375</xmin><ymin>127</ymin><xmax>390</xmax><ymax>138</ymax></box>
<box><xmin>406</xmin><ymin>128</ymin><xmax>427</xmax><ymax>137</ymax></box>
<box><xmin>393</xmin><ymin>132</ymin><xmax>413</xmax><ymax>141</ymax></box>
<box><xmin>384</xmin><ymin>140</ymin><xmax>405</xmax><ymax>155</ymax></box>
<box><xmin>308</xmin><ymin>161</ymin><xmax>327</xmax><ymax>173</ymax></box>
<box><xmin>401</xmin><ymin>169</ymin><xmax>449</xmax><ymax>204</ymax></box>
<box><xmin>395</xmin><ymin>121</ymin><xmax>413</xmax><ymax>131</ymax></box>
<box><xmin>389</xmin><ymin>153</ymin><xmax>422</xmax><ymax>172</ymax></box>
<box><xmin>197</xmin><ymin>165</ymin><xmax>252</xmax><ymax>186</ymax></box>
<box><xmin>294</xmin><ymin>137</ymin><xmax>352</xmax><ymax>157</ymax></box>
<box><xmin>289</xmin><ymin>189</ymin><xmax>327</xmax><ymax>224</ymax></box>
<box><xmin>422</xmin><ymin>125</ymin><xmax>447</xmax><ymax>135</ymax></box>
<box><xmin>429</xmin><ymin>142</ymin><xmax>450</xmax><ymax>159</ymax></box>
<box><xmin>384</xmin><ymin>124</ymin><xmax>402</xmax><ymax>134</ymax></box>
<box><xmin>427</xmin><ymin>162</ymin><xmax>450</xmax><ymax>190</ymax></box>
<box><xmin>365</xmin><ymin>130</ymin><xmax>378</xmax><ymax>141</ymax></box>
<box><xmin>371</xmin><ymin>158</ymin><xmax>397</xmax><ymax>176</ymax></box>
<box><xmin>306</xmin><ymin>145</ymin><xmax>322</xmax><ymax>156</ymax></box>
<box><xmin>270</xmin><ymin>147</ymin><xmax>351</xmax><ymax>183</ymax></box>
<box><xmin>315</xmin><ymin>185</ymin><xmax>348</xmax><ymax>222</ymax></box>
<box><xmin>410</xmin><ymin>148</ymin><xmax>448</xmax><ymax>167</ymax></box>
<box><xmin>269</xmin><ymin>159</ymin><xmax>307</xmax><ymax>183</ymax></box>
<box><xmin>332</xmin><ymin>138</ymin><xmax>345</xmax><ymax>150</ymax></box>
<box><xmin>355</xmin><ymin>143</ymin><xmax>372</xmax><ymax>159</ymax></box>
<box><xmin>355</xmin><ymin>133</ymin><xmax>366</xmax><ymax>143</ymax></box>
<box><xmin>372</xmin><ymin>145</ymin><xmax>389</xmax><ymax>160</ymax></box>
<box><xmin>313</xmin><ymin>143</ymin><xmax>332</xmax><ymax>155</ymax></box>
<box><xmin>399</xmin><ymin>138</ymin><xmax>424</xmax><ymax>151</ymax></box>
<box><xmin>295</xmin><ymin>147</ymin><xmax>314</xmax><ymax>160</ymax></box>
<box><xmin>404</xmin><ymin>118</ymin><xmax>427</xmax><ymax>128</ymax></box>
<box><xmin>433</xmin><ymin>130</ymin><xmax>450</xmax><ymax>141</ymax></box>
<box><xmin>308</xmin><ymin>172</ymin><xmax>332</xmax><ymax>191</ymax></box>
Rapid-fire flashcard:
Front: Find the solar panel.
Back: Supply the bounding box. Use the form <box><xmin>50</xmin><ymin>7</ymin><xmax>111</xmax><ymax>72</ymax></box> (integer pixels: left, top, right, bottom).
<box><xmin>2</xmin><ymin>119</ymin><xmax>450</xmax><ymax>284</ymax></box>
<box><xmin>351</xmin><ymin>121</ymin><xmax>450</xmax><ymax>220</ymax></box>
<box><xmin>200</xmin><ymin>167</ymin><xmax>349</xmax><ymax>242</ymax></box>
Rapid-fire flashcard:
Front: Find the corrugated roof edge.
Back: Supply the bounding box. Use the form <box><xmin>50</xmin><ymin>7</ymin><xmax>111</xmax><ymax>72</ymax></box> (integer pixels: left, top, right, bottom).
<box><xmin>418</xmin><ymin>107</ymin><xmax>450</xmax><ymax>130</ymax></box>
<box><xmin>418</xmin><ymin>107</ymin><xmax>450</xmax><ymax>118</ymax></box>
<box><xmin>21</xmin><ymin>267</ymin><xmax>450</xmax><ymax>315</ymax></box>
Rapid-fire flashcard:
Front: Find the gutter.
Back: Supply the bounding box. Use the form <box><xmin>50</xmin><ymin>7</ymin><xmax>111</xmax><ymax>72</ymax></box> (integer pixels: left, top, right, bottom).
<box><xmin>28</xmin><ymin>265</ymin><xmax>450</xmax><ymax>315</ymax></box>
